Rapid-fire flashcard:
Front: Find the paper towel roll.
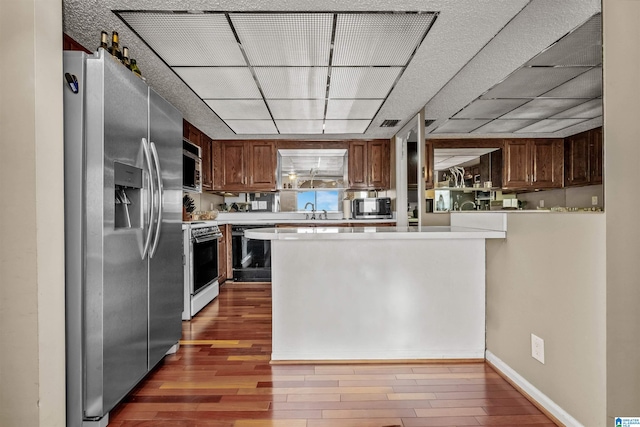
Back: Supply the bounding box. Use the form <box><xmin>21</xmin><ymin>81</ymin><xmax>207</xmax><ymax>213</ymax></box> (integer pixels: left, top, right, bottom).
<box><xmin>343</xmin><ymin>199</ymin><xmax>352</xmax><ymax>219</ymax></box>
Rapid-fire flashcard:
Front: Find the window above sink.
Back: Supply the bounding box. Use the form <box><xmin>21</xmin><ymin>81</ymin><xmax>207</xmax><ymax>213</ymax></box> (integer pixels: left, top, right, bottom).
<box><xmin>277</xmin><ymin>149</ymin><xmax>348</xmax><ymax>190</ymax></box>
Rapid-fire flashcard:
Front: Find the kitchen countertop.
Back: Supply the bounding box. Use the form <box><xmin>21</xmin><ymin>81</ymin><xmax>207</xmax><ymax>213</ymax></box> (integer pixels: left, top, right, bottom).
<box><xmin>183</xmin><ymin>212</ymin><xmax>397</xmax><ymax>226</ymax></box>
<box><xmin>245</xmin><ymin>225</ymin><xmax>505</xmax><ymax>240</ymax></box>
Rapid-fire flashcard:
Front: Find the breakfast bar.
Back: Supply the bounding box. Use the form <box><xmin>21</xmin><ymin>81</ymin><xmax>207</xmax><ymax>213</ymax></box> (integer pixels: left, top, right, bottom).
<box><xmin>245</xmin><ymin>213</ymin><xmax>507</xmax><ymax>362</ymax></box>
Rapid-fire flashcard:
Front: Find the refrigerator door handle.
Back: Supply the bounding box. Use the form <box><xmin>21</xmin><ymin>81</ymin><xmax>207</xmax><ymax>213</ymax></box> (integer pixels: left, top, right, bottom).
<box><xmin>142</xmin><ymin>137</ymin><xmax>156</xmax><ymax>259</ymax></box>
<box><xmin>149</xmin><ymin>141</ymin><xmax>163</xmax><ymax>258</ymax></box>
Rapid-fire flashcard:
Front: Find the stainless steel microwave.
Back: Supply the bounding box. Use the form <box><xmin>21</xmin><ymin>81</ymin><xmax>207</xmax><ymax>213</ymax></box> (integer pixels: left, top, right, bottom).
<box><xmin>183</xmin><ymin>139</ymin><xmax>202</xmax><ymax>193</ymax></box>
<box><xmin>352</xmin><ymin>197</ymin><xmax>393</xmax><ymax>219</ymax></box>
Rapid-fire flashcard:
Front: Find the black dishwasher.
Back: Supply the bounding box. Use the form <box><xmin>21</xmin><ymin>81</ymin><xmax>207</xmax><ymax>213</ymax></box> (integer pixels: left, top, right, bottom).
<box><xmin>231</xmin><ymin>224</ymin><xmax>273</xmax><ymax>282</ymax></box>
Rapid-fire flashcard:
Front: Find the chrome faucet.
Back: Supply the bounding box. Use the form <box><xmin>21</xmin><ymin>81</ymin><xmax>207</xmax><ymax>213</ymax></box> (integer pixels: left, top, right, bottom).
<box><xmin>322</xmin><ymin>209</ymin><xmax>327</xmax><ymax>220</ymax></box>
<box><xmin>459</xmin><ymin>200</ymin><xmax>476</xmax><ymax>211</ymax></box>
<box><xmin>304</xmin><ymin>202</ymin><xmax>316</xmax><ymax>220</ymax></box>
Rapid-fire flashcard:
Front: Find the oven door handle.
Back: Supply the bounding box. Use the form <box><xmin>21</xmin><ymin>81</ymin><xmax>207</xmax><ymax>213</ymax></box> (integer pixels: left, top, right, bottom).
<box><xmin>193</xmin><ymin>234</ymin><xmax>222</xmax><ymax>244</ymax></box>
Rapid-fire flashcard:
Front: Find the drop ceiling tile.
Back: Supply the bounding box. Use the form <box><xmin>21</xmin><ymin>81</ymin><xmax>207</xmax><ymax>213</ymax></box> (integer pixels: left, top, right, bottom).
<box><xmin>472</xmin><ymin>119</ymin><xmax>538</xmax><ymax>133</ymax></box>
<box><xmin>174</xmin><ymin>67</ymin><xmax>261</xmax><ymax>98</ymax></box>
<box><xmin>453</xmin><ymin>99</ymin><xmax>530</xmax><ymax>119</ymax></box>
<box><xmin>432</xmin><ymin>119</ymin><xmax>491</xmax><ymax>134</ymax></box>
<box><xmin>480</xmin><ymin>67</ymin><xmax>591</xmax><ymax>99</ymax></box>
<box><xmin>332</xmin><ymin>13</ymin><xmax>435</xmax><ymax>66</ymax></box>
<box><xmin>268</xmin><ymin>100</ymin><xmax>325</xmax><ymax>119</ymax></box>
<box><xmin>542</xmin><ymin>67</ymin><xmax>602</xmax><ymax>98</ymax></box>
<box><xmin>118</xmin><ymin>12</ymin><xmax>245</xmax><ymax>66</ymax></box>
<box><xmin>204</xmin><ymin>99</ymin><xmax>271</xmax><ymax>120</ymax></box>
<box><xmin>324</xmin><ymin>120</ymin><xmax>371</xmax><ymax>134</ymax></box>
<box><xmin>230</xmin><ymin>13</ymin><xmax>333</xmax><ymax>66</ymax></box>
<box><xmin>276</xmin><ymin>120</ymin><xmax>324</xmax><ymax>134</ymax></box>
<box><xmin>329</xmin><ymin>67</ymin><xmax>402</xmax><ymax>99</ymax></box>
<box><xmin>551</xmin><ymin>99</ymin><xmax>602</xmax><ymax>119</ymax></box>
<box><xmin>526</xmin><ymin>14</ymin><xmax>601</xmax><ymax>67</ymax></box>
<box><xmin>255</xmin><ymin>67</ymin><xmax>328</xmax><ymax>99</ymax></box>
<box><xmin>501</xmin><ymin>98</ymin><xmax>589</xmax><ymax>119</ymax></box>
<box><xmin>515</xmin><ymin>119</ymin><xmax>588</xmax><ymax>133</ymax></box>
<box><xmin>225</xmin><ymin>120</ymin><xmax>278</xmax><ymax>134</ymax></box>
<box><xmin>326</xmin><ymin>99</ymin><xmax>383</xmax><ymax>119</ymax></box>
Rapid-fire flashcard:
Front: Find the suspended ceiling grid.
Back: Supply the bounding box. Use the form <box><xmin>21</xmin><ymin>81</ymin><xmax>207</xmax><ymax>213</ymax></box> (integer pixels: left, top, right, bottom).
<box><xmin>62</xmin><ymin>0</ymin><xmax>602</xmax><ymax>140</ymax></box>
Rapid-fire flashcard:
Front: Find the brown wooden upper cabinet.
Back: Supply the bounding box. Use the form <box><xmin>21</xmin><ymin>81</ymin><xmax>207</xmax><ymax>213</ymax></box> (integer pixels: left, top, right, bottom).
<box><xmin>348</xmin><ymin>140</ymin><xmax>390</xmax><ymax>190</ymax></box>
<box><xmin>502</xmin><ymin>139</ymin><xmax>563</xmax><ymax>189</ymax></box>
<box><xmin>213</xmin><ymin>140</ymin><xmax>276</xmax><ymax>191</ymax></box>
<box><xmin>565</xmin><ymin>127</ymin><xmax>602</xmax><ymax>187</ymax></box>
<box><xmin>183</xmin><ymin>120</ymin><xmax>212</xmax><ymax>190</ymax></box>
<box><xmin>424</xmin><ymin>140</ymin><xmax>434</xmax><ymax>190</ymax></box>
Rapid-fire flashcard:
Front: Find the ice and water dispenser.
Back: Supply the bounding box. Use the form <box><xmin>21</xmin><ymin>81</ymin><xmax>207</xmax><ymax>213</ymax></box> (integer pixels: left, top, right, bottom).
<box><xmin>114</xmin><ymin>161</ymin><xmax>143</xmax><ymax>229</ymax></box>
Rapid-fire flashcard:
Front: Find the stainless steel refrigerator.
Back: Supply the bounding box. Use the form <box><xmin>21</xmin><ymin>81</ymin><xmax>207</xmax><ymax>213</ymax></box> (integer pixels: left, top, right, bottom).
<box><xmin>63</xmin><ymin>49</ymin><xmax>183</xmax><ymax>427</ymax></box>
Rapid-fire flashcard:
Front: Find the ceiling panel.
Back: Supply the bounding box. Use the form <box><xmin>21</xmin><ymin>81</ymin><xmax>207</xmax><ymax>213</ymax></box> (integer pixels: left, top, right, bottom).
<box><xmin>204</xmin><ymin>99</ymin><xmax>271</xmax><ymax>120</ymax></box>
<box><xmin>255</xmin><ymin>67</ymin><xmax>328</xmax><ymax>99</ymax></box>
<box><xmin>174</xmin><ymin>67</ymin><xmax>261</xmax><ymax>98</ymax></box>
<box><xmin>515</xmin><ymin>118</ymin><xmax>588</xmax><ymax>133</ymax></box>
<box><xmin>480</xmin><ymin>67</ymin><xmax>591</xmax><ymax>99</ymax></box>
<box><xmin>541</xmin><ymin>67</ymin><xmax>602</xmax><ymax>98</ymax></box>
<box><xmin>551</xmin><ymin>99</ymin><xmax>602</xmax><ymax>119</ymax></box>
<box><xmin>268</xmin><ymin>100</ymin><xmax>325</xmax><ymax>119</ymax></box>
<box><xmin>332</xmin><ymin>13</ymin><xmax>435</xmax><ymax>66</ymax></box>
<box><xmin>329</xmin><ymin>67</ymin><xmax>402</xmax><ymax>99</ymax></box>
<box><xmin>326</xmin><ymin>99</ymin><xmax>383</xmax><ymax>119</ymax></box>
<box><xmin>526</xmin><ymin>14</ymin><xmax>601</xmax><ymax>67</ymax></box>
<box><xmin>324</xmin><ymin>120</ymin><xmax>371</xmax><ymax>134</ymax></box>
<box><xmin>230</xmin><ymin>13</ymin><xmax>333</xmax><ymax>66</ymax></box>
<box><xmin>453</xmin><ymin>99</ymin><xmax>530</xmax><ymax>119</ymax></box>
<box><xmin>432</xmin><ymin>119</ymin><xmax>491</xmax><ymax>134</ymax></box>
<box><xmin>276</xmin><ymin>120</ymin><xmax>324</xmax><ymax>134</ymax></box>
<box><xmin>119</xmin><ymin>12</ymin><xmax>246</xmax><ymax>66</ymax></box>
<box><xmin>501</xmin><ymin>98</ymin><xmax>589</xmax><ymax>119</ymax></box>
<box><xmin>471</xmin><ymin>119</ymin><xmax>537</xmax><ymax>133</ymax></box>
<box><xmin>225</xmin><ymin>120</ymin><xmax>279</xmax><ymax>134</ymax></box>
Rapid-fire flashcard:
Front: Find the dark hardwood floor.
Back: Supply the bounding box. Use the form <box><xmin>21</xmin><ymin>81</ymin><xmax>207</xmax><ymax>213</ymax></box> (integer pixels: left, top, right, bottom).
<box><xmin>109</xmin><ymin>282</ymin><xmax>557</xmax><ymax>427</ymax></box>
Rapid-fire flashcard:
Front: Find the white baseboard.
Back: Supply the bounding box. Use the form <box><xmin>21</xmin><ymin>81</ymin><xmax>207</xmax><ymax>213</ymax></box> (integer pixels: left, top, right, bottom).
<box><xmin>485</xmin><ymin>350</ymin><xmax>584</xmax><ymax>427</ymax></box>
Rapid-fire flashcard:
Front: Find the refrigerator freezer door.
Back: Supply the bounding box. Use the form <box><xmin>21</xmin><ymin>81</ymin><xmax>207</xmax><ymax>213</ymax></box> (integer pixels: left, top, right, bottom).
<box><xmin>147</xmin><ymin>88</ymin><xmax>183</xmax><ymax>368</ymax></box>
<box><xmin>83</xmin><ymin>51</ymin><xmax>151</xmax><ymax>418</ymax></box>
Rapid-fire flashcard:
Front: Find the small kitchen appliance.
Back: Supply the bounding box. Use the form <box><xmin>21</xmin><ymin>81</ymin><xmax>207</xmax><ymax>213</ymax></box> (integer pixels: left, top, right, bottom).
<box><xmin>352</xmin><ymin>197</ymin><xmax>393</xmax><ymax>219</ymax></box>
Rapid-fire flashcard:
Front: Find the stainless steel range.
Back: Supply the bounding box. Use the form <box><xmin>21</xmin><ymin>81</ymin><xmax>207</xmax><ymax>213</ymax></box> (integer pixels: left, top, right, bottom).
<box><xmin>183</xmin><ymin>223</ymin><xmax>222</xmax><ymax>320</ymax></box>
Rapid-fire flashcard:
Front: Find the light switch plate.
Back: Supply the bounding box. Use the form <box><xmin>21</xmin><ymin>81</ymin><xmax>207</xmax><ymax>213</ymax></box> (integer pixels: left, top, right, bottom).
<box><xmin>251</xmin><ymin>201</ymin><xmax>259</xmax><ymax>210</ymax></box>
<box><xmin>592</xmin><ymin>196</ymin><xmax>598</xmax><ymax>206</ymax></box>
<box><xmin>259</xmin><ymin>201</ymin><xmax>267</xmax><ymax>209</ymax></box>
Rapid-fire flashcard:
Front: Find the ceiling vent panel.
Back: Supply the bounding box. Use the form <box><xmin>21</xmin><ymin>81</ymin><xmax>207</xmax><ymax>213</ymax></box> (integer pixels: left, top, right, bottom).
<box><xmin>526</xmin><ymin>14</ymin><xmax>602</xmax><ymax>67</ymax></box>
<box><xmin>381</xmin><ymin>119</ymin><xmax>401</xmax><ymax>127</ymax></box>
<box><xmin>424</xmin><ymin>119</ymin><xmax>436</xmax><ymax>127</ymax></box>
<box><xmin>551</xmin><ymin>99</ymin><xmax>602</xmax><ymax>119</ymax></box>
<box><xmin>501</xmin><ymin>98</ymin><xmax>589</xmax><ymax>119</ymax></box>
<box><xmin>174</xmin><ymin>67</ymin><xmax>261</xmax><ymax>98</ymax></box>
<box><xmin>255</xmin><ymin>67</ymin><xmax>328</xmax><ymax>99</ymax></box>
<box><xmin>276</xmin><ymin>120</ymin><xmax>324</xmax><ymax>134</ymax></box>
<box><xmin>332</xmin><ymin>13</ymin><xmax>435</xmax><ymax>66</ymax></box>
<box><xmin>542</xmin><ymin>67</ymin><xmax>602</xmax><ymax>98</ymax></box>
<box><xmin>324</xmin><ymin>120</ymin><xmax>371</xmax><ymax>134</ymax></box>
<box><xmin>432</xmin><ymin>119</ymin><xmax>491</xmax><ymax>134</ymax></box>
<box><xmin>472</xmin><ymin>119</ymin><xmax>538</xmax><ymax>134</ymax></box>
<box><xmin>453</xmin><ymin>99</ymin><xmax>530</xmax><ymax>119</ymax></box>
<box><xmin>204</xmin><ymin>99</ymin><xmax>271</xmax><ymax>120</ymax></box>
<box><xmin>268</xmin><ymin>99</ymin><xmax>325</xmax><ymax>120</ymax></box>
<box><xmin>480</xmin><ymin>67</ymin><xmax>591</xmax><ymax>99</ymax></box>
<box><xmin>329</xmin><ymin>67</ymin><xmax>402</xmax><ymax>99</ymax></box>
<box><xmin>119</xmin><ymin>12</ymin><xmax>246</xmax><ymax>66</ymax></box>
<box><xmin>230</xmin><ymin>13</ymin><xmax>333</xmax><ymax>66</ymax></box>
<box><xmin>326</xmin><ymin>99</ymin><xmax>383</xmax><ymax>119</ymax></box>
<box><xmin>226</xmin><ymin>120</ymin><xmax>279</xmax><ymax>134</ymax></box>
<box><xmin>515</xmin><ymin>118</ymin><xmax>588</xmax><ymax>133</ymax></box>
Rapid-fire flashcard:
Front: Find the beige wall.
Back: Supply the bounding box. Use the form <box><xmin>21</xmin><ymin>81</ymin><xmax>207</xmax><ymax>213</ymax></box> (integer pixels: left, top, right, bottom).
<box><xmin>603</xmin><ymin>0</ymin><xmax>640</xmax><ymax>422</ymax></box>
<box><xmin>486</xmin><ymin>214</ymin><xmax>606</xmax><ymax>425</ymax></box>
<box><xmin>0</xmin><ymin>0</ymin><xmax>66</xmax><ymax>426</ymax></box>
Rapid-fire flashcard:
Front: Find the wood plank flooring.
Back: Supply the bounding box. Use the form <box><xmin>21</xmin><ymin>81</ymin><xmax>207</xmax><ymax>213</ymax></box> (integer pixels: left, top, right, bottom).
<box><xmin>109</xmin><ymin>282</ymin><xmax>558</xmax><ymax>427</ymax></box>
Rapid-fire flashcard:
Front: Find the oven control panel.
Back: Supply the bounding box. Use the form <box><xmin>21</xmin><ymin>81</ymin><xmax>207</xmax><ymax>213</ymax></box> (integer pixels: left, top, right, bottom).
<box><xmin>191</xmin><ymin>225</ymin><xmax>221</xmax><ymax>239</ymax></box>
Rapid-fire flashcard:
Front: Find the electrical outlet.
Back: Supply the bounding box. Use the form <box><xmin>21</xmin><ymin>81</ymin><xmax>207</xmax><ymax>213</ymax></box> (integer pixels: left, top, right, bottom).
<box><xmin>531</xmin><ymin>334</ymin><xmax>545</xmax><ymax>364</ymax></box>
<box><xmin>592</xmin><ymin>196</ymin><xmax>598</xmax><ymax>206</ymax></box>
<box><xmin>539</xmin><ymin>200</ymin><xmax>545</xmax><ymax>208</ymax></box>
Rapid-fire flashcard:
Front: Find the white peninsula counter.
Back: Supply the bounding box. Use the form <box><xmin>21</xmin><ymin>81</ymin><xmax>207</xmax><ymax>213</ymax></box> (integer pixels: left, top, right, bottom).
<box><xmin>246</xmin><ymin>213</ymin><xmax>506</xmax><ymax>362</ymax></box>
